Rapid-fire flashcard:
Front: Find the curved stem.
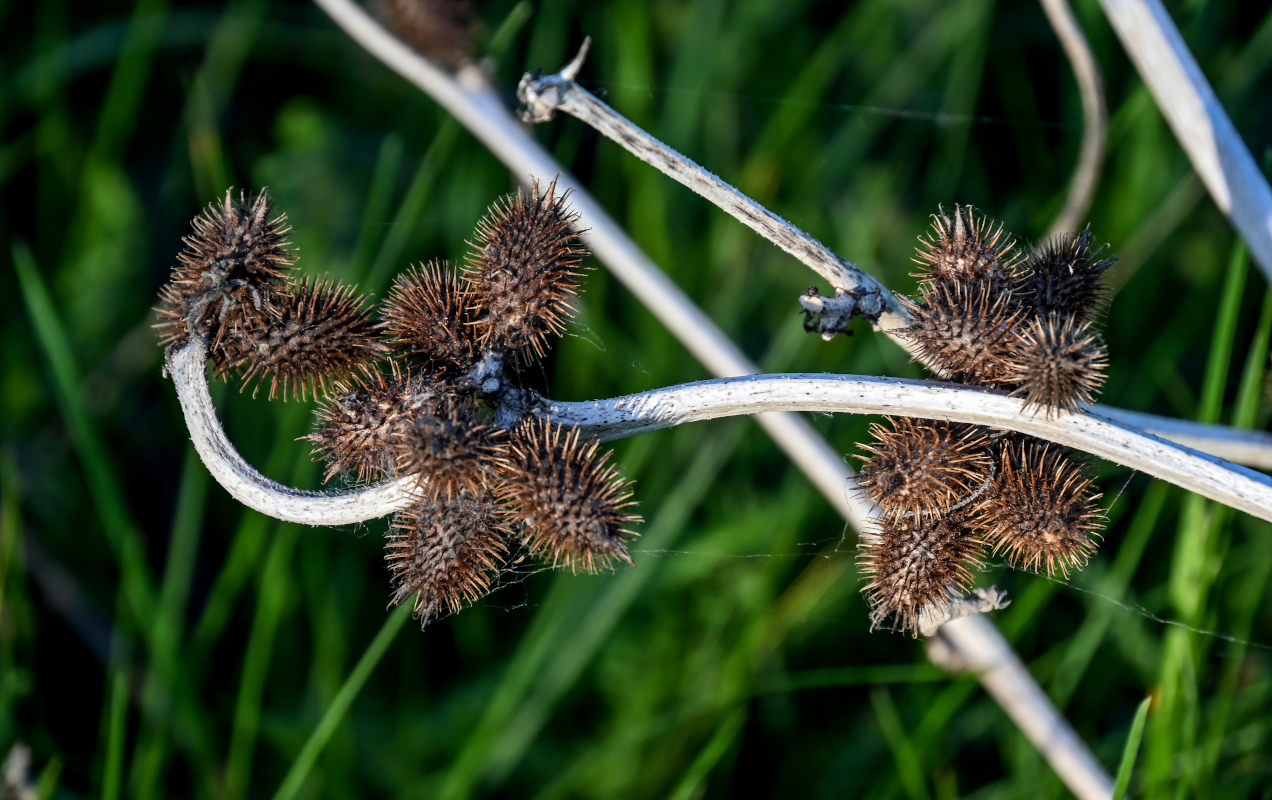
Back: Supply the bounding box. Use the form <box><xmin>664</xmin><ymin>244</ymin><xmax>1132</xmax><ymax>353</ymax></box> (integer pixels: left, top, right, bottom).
<box><xmin>516</xmin><ymin>41</ymin><xmax>909</xmax><ymax>330</ymax></box>
<box><xmin>170</xmin><ymin>335</ymin><xmax>1272</xmax><ymax>525</ymax></box>
<box><xmin>167</xmin><ymin>339</ymin><xmax>416</xmax><ymax>526</ymax></box>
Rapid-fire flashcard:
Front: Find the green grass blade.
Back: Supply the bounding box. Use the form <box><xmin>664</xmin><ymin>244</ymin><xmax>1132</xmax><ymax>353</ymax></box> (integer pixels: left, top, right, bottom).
<box><xmin>871</xmin><ymin>687</ymin><xmax>932</xmax><ymax>800</ymax></box>
<box><xmin>225</xmin><ymin>526</ymin><xmax>299</xmax><ymax>797</ymax></box>
<box><xmin>272</xmin><ymin>603</ymin><xmax>411</xmax><ymax>800</ymax></box>
<box><xmin>130</xmin><ymin>448</ymin><xmax>209</xmax><ymax>799</ymax></box>
<box><xmin>665</xmin><ymin>708</ymin><xmax>746</xmax><ymax>800</ymax></box>
<box><xmin>1112</xmin><ymin>695</ymin><xmax>1152</xmax><ymax>798</ymax></box>
<box><xmin>101</xmin><ymin>669</ymin><xmax>130</xmax><ymax>800</ymax></box>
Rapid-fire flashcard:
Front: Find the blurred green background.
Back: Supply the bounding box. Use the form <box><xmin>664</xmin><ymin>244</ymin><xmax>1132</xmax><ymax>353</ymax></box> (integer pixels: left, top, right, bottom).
<box><xmin>4</xmin><ymin>0</ymin><xmax>1272</xmax><ymax>797</ymax></box>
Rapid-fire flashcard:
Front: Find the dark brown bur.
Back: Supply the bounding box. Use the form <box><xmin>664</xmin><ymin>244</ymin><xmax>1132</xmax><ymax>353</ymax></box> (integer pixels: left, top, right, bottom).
<box><xmin>154</xmin><ymin>188</ymin><xmax>296</xmax><ymax>370</ymax></box>
<box><xmin>498</xmin><ymin>418</ymin><xmax>640</xmax><ymax>572</ymax></box>
<box><xmin>856</xmin><ymin>418</ymin><xmax>992</xmax><ymax>516</ymax></box>
<box><xmin>382</xmin><ymin>260</ymin><xmax>481</xmax><ymax>377</ymax></box>
<box><xmin>912</xmin><ymin>204</ymin><xmax>1018</xmax><ymax>289</ymax></box>
<box><xmin>978</xmin><ymin>440</ymin><xmax>1103</xmax><ymax>577</ymax></box>
<box><xmin>386</xmin><ymin>494</ymin><xmax>510</xmax><ymax>628</ymax></box>
<box><xmin>1015</xmin><ymin>229</ymin><xmax>1115</xmax><ymax>320</ymax></box>
<box><xmin>465</xmin><ymin>177</ymin><xmax>589</xmax><ymax>360</ymax></box>
<box><xmin>237</xmin><ymin>276</ymin><xmax>387</xmax><ymax>400</ymax></box>
<box><xmin>858</xmin><ymin>510</ymin><xmax>985</xmax><ymax>634</ymax></box>
<box><xmin>1002</xmin><ymin>313</ymin><xmax>1108</xmax><ymax>416</ymax></box>
<box><xmin>900</xmin><ymin>281</ymin><xmax>1021</xmax><ymax>383</ymax></box>
<box><xmin>308</xmin><ymin>364</ymin><xmax>446</xmax><ymax>484</ymax></box>
<box><xmin>393</xmin><ymin>411</ymin><xmax>506</xmax><ymax>501</ymax></box>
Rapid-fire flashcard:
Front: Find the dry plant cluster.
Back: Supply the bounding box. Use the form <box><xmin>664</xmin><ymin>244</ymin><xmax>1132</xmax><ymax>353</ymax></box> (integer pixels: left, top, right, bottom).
<box><xmin>154</xmin><ymin>185</ymin><xmax>1118</xmax><ymax>638</ymax></box>
<box><xmin>155</xmin><ymin>182</ymin><xmax>639</xmax><ymax>626</ymax></box>
<box><xmin>137</xmin><ymin>0</ymin><xmax>1272</xmax><ymax>794</ymax></box>
<box><xmin>857</xmin><ymin>207</ymin><xmax>1113</xmax><ymax>632</ymax></box>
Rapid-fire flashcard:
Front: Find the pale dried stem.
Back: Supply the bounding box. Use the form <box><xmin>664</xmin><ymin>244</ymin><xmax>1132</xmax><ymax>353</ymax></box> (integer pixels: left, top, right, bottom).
<box><xmin>1097</xmin><ymin>0</ymin><xmax>1272</xmax><ymax>280</ymax></box>
<box><xmin>538</xmin><ymin>377</ymin><xmax>1272</xmax><ymax>522</ymax></box>
<box><xmin>1039</xmin><ymin>0</ymin><xmax>1107</xmax><ymax>237</ymax></box>
<box><xmin>166</xmin><ymin>339</ymin><xmax>416</xmax><ymax>526</ymax></box>
<box><xmin>517</xmin><ymin>38</ymin><xmax>910</xmax><ymax>333</ymax></box>
<box><xmin>170</xmin><ymin>335</ymin><xmax>1272</xmax><ymax>526</ymax></box>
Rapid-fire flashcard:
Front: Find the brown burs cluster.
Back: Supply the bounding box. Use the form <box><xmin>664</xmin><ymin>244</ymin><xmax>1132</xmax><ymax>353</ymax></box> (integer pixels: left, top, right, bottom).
<box><xmin>857</xmin><ymin>206</ymin><xmax>1113</xmax><ymax>634</ymax></box>
<box><xmin>155</xmin><ymin>180</ymin><xmax>640</xmax><ymax>628</ymax></box>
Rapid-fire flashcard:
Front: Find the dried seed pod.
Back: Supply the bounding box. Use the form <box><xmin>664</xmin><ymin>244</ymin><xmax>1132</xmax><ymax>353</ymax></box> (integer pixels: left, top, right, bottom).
<box><xmin>236</xmin><ymin>276</ymin><xmax>388</xmax><ymax>401</ymax></box>
<box><xmin>307</xmin><ymin>364</ymin><xmax>452</xmax><ymax>484</ymax></box>
<box><xmin>1002</xmin><ymin>313</ymin><xmax>1108</xmax><ymax>415</ymax></box>
<box><xmin>370</xmin><ymin>0</ymin><xmax>475</xmax><ymax>70</ymax></box>
<box><xmin>499</xmin><ymin>418</ymin><xmax>640</xmax><ymax>572</ymax></box>
<box><xmin>900</xmin><ymin>279</ymin><xmax>1021</xmax><ymax>383</ymax></box>
<box><xmin>856</xmin><ymin>418</ymin><xmax>993</xmax><ymax>516</ymax></box>
<box><xmin>382</xmin><ymin>260</ymin><xmax>481</xmax><ymax>376</ymax></box>
<box><xmin>979</xmin><ymin>440</ymin><xmax>1103</xmax><ymax>577</ymax></box>
<box><xmin>912</xmin><ymin>204</ymin><xmax>1018</xmax><ymax>288</ymax></box>
<box><xmin>1016</xmin><ymin>228</ymin><xmax>1114</xmax><ymax>320</ymax></box>
<box><xmin>858</xmin><ymin>510</ymin><xmax>985</xmax><ymax>635</ymax></box>
<box><xmin>393</xmin><ymin>410</ymin><xmax>505</xmax><ymax>500</ymax></box>
<box><xmin>465</xmin><ymin>177</ymin><xmax>589</xmax><ymax>359</ymax></box>
<box><xmin>154</xmin><ymin>188</ymin><xmax>296</xmax><ymax>368</ymax></box>
<box><xmin>386</xmin><ymin>493</ymin><xmax>510</xmax><ymax>627</ymax></box>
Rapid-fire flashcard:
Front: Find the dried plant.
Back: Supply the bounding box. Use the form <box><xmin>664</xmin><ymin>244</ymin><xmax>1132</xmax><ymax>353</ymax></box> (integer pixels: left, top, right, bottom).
<box><xmin>154</xmin><ymin>188</ymin><xmax>297</xmax><ymax>372</ymax></box>
<box><xmin>499</xmin><ymin>418</ymin><xmax>641</xmax><ymax>572</ymax></box>
<box><xmin>855</xmin><ymin>206</ymin><xmax>1112</xmax><ymax>632</ymax></box>
<box><xmin>158</xmin><ymin>6</ymin><xmax>1272</xmax><ymax>651</ymax></box>
<box><xmin>382</xmin><ymin>260</ymin><xmax>481</xmax><ymax>376</ymax></box>
<box><xmin>157</xmin><ymin>180</ymin><xmax>643</xmax><ymax>628</ymax></box>
<box><xmin>195</xmin><ymin>9</ymin><xmax>1272</xmax><ymax>795</ymax></box>
<box><xmin>858</xmin><ymin>509</ymin><xmax>986</xmax><ymax>634</ymax></box>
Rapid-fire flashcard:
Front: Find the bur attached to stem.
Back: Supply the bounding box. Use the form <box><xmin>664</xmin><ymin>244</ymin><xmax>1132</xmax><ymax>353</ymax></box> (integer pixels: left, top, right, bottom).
<box><xmin>154</xmin><ymin>188</ymin><xmax>297</xmax><ymax>371</ymax></box>
<box><xmin>466</xmin><ymin>176</ymin><xmax>590</xmax><ymax>360</ymax></box>
<box><xmin>979</xmin><ymin>440</ymin><xmax>1103</xmax><ymax>577</ymax></box>
<box><xmin>857</xmin><ymin>418</ymin><xmax>992</xmax><ymax>517</ymax></box>
<box><xmin>499</xmin><ymin>418</ymin><xmax>642</xmax><ymax>572</ymax></box>
<box><xmin>856</xmin><ymin>205</ymin><xmax>1113</xmax><ymax>634</ymax></box>
<box><xmin>157</xmin><ymin>180</ymin><xmax>644</xmax><ymax>630</ymax></box>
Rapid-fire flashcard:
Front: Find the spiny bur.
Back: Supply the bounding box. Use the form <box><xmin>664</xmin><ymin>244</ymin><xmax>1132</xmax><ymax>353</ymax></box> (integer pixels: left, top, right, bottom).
<box><xmin>161</xmin><ymin>180</ymin><xmax>640</xmax><ymax>631</ymax></box>
<box><xmin>900</xmin><ymin>280</ymin><xmax>1021</xmax><ymax>383</ymax></box>
<box><xmin>465</xmin><ymin>176</ymin><xmax>589</xmax><ymax>360</ymax></box>
<box><xmin>499</xmin><ymin>418</ymin><xmax>641</xmax><ymax>572</ymax></box>
<box><xmin>1016</xmin><ymin>228</ymin><xmax>1115</xmax><ymax>320</ymax></box>
<box><xmin>856</xmin><ymin>418</ymin><xmax>992</xmax><ymax>517</ymax></box>
<box><xmin>237</xmin><ymin>275</ymin><xmax>387</xmax><ymax>400</ymax></box>
<box><xmin>154</xmin><ymin>188</ymin><xmax>296</xmax><ymax>370</ymax></box>
<box><xmin>393</xmin><ymin>411</ymin><xmax>506</xmax><ymax>501</ymax></box>
<box><xmin>387</xmin><ymin>494</ymin><xmax>510</xmax><ymax>627</ymax></box>
<box><xmin>382</xmin><ymin>260</ymin><xmax>481</xmax><ymax>377</ymax></box>
<box><xmin>978</xmin><ymin>440</ymin><xmax>1103</xmax><ymax>577</ymax></box>
<box><xmin>912</xmin><ymin>204</ymin><xmax>1018</xmax><ymax>290</ymax></box>
<box><xmin>1002</xmin><ymin>313</ymin><xmax>1108</xmax><ymax>417</ymax></box>
<box><xmin>858</xmin><ymin>510</ymin><xmax>985</xmax><ymax>633</ymax></box>
<box><xmin>307</xmin><ymin>364</ymin><xmax>446</xmax><ymax>484</ymax></box>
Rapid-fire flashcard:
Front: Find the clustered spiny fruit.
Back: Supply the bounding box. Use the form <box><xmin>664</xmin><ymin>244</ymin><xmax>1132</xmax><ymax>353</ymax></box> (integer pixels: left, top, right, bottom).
<box><xmin>857</xmin><ymin>206</ymin><xmax>1112</xmax><ymax>634</ymax></box>
<box><xmin>155</xmin><ymin>180</ymin><xmax>641</xmax><ymax>628</ymax></box>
